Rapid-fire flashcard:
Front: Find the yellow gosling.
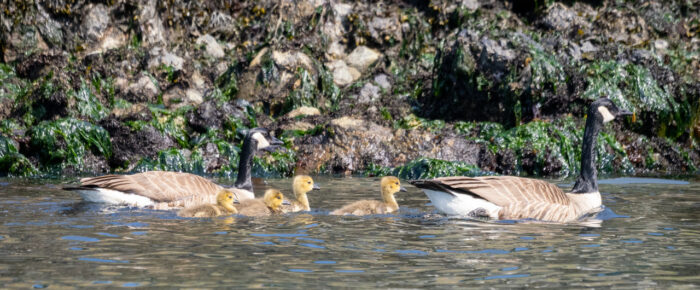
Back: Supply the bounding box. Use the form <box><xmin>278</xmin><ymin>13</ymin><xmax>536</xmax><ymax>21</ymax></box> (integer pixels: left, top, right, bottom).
<box><xmin>330</xmin><ymin>176</ymin><xmax>406</xmax><ymax>216</ymax></box>
<box><xmin>282</xmin><ymin>175</ymin><xmax>320</xmax><ymax>213</ymax></box>
<box><xmin>178</xmin><ymin>190</ymin><xmax>238</xmax><ymax>218</ymax></box>
<box><xmin>235</xmin><ymin>189</ymin><xmax>285</xmax><ymax>217</ymax></box>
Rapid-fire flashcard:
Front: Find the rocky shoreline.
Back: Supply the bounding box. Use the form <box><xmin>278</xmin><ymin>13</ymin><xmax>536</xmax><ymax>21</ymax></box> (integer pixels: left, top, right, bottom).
<box><xmin>0</xmin><ymin>0</ymin><xmax>698</xmax><ymax>179</ymax></box>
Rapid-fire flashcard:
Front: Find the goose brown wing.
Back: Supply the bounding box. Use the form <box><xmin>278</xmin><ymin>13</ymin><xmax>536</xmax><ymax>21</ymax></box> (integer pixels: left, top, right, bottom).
<box><xmin>411</xmin><ymin>176</ymin><xmax>570</xmax><ymax>207</ymax></box>
<box><xmin>80</xmin><ymin>171</ymin><xmax>224</xmax><ymax>202</ymax></box>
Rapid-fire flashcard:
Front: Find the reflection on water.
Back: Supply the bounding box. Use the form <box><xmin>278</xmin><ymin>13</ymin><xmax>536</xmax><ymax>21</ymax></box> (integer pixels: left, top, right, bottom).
<box><xmin>0</xmin><ymin>177</ymin><xmax>698</xmax><ymax>287</ymax></box>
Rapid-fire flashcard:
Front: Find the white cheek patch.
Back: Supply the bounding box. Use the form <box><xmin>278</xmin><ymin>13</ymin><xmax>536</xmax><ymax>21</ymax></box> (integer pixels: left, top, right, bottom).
<box><xmin>252</xmin><ymin>132</ymin><xmax>271</xmax><ymax>150</ymax></box>
<box><xmin>598</xmin><ymin>106</ymin><xmax>615</xmax><ymax>123</ymax></box>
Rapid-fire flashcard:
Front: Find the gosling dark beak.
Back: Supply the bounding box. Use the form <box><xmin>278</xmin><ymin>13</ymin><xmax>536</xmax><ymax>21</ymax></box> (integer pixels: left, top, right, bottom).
<box><xmin>282</xmin><ymin>199</ymin><xmax>291</xmax><ymax>205</ymax></box>
<box><xmin>312</xmin><ymin>184</ymin><xmax>321</xmax><ymax>190</ymax></box>
<box><xmin>400</xmin><ymin>187</ymin><xmax>407</xmax><ymax>192</ymax></box>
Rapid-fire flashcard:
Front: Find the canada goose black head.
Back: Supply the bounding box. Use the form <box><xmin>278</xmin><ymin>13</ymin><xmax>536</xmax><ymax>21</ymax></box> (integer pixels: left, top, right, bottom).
<box><xmin>247</xmin><ymin>128</ymin><xmax>284</xmax><ymax>151</ymax></box>
<box><xmin>590</xmin><ymin>98</ymin><xmax>633</xmax><ymax>124</ymax></box>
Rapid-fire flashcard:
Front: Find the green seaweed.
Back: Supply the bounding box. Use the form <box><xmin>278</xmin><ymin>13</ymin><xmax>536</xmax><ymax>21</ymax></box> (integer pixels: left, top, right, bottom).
<box><xmin>252</xmin><ymin>149</ymin><xmax>297</xmax><ymax>178</ymax></box>
<box><xmin>29</xmin><ymin>118</ymin><xmax>111</xmax><ymax>171</ymax></box>
<box><xmin>282</xmin><ymin>68</ymin><xmax>317</xmax><ymax>115</ymax></box>
<box><xmin>364</xmin><ymin>157</ymin><xmax>490</xmax><ymax>180</ymax></box>
<box><xmin>0</xmin><ymin>120</ymin><xmax>24</xmax><ymax>136</ymax></box>
<box><xmin>0</xmin><ymin>63</ymin><xmax>28</xmax><ymax>101</ymax></box>
<box><xmin>527</xmin><ymin>45</ymin><xmax>565</xmax><ymax>102</ymax></box>
<box><xmin>472</xmin><ymin>117</ymin><xmax>633</xmax><ymax>177</ymax></box>
<box><xmin>72</xmin><ymin>79</ymin><xmax>108</xmax><ymax>121</ymax></box>
<box><xmin>216</xmin><ymin>65</ymin><xmax>239</xmax><ymax>103</ymax></box>
<box><xmin>0</xmin><ymin>152</ymin><xmax>38</xmax><ymax>177</ymax></box>
<box><xmin>319</xmin><ymin>64</ymin><xmax>342</xmax><ymax>112</ymax></box>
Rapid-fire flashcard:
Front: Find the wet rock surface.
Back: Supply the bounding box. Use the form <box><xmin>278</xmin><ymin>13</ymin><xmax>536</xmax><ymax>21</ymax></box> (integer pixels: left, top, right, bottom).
<box><xmin>0</xmin><ymin>0</ymin><xmax>697</xmax><ymax>178</ymax></box>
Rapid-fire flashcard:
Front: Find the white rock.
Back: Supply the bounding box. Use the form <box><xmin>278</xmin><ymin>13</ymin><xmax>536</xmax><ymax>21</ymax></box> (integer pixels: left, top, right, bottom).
<box><xmin>346</xmin><ymin>46</ymin><xmax>380</xmax><ymax>72</ymax></box>
<box><xmin>654</xmin><ymin>39</ymin><xmax>669</xmax><ymax>52</ymax></box>
<box><xmin>331</xmin><ymin>116</ymin><xmax>365</xmax><ymax>129</ymax></box>
<box><xmin>327</xmin><ymin>60</ymin><xmax>361</xmax><ymax>86</ymax></box>
<box><xmin>186</xmin><ymin>88</ymin><xmax>204</xmax><ymax>105</ymax></box>
<box><xmin>286</xmin><ymin>106</ymin><xmax>321</xmax><ymax>118</ymax></box>
<box><xmin>462</xmin><ymin>0</ymin><xmax>480</xmax><ymax>11</ymax></box>
<box><xmin>139</xmin><ymin>0</ymin><xmax>166</xmax><ymax>46</ymax></box>
<box><xmin>196</xmin><ymin>34</ymin><xmax>225</xmax><ymax>59</ymax></box>
<box><xmin>374</xmin><ymin>74</ymin><xmax>391</xmax><ymax>90</ymax></box>
<box><xmin>326</xmin><ymin>41</ymin><xmax>347</xmax><ymax>61</ymax></box>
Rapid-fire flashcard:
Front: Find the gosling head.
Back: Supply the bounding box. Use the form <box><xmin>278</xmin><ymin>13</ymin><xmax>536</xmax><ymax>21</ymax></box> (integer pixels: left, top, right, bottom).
<box><xmin>293</xmin><ymin>175</ymin><xmax>320</xmax><ymax>196</ymax></box>
<box><xmin>216</xmin><ymin>190</ymin><xmax>237</xmax><ymax>212</ymax></box>
<box><xmin>248</xmin><ymin>128</ymin><xmax>284</xmax><ymax>151</ymax></box>
<box><xmin>591</xmin><ymin>98</ymin><xmax>633</xmax><ymax>124</ymax></box>
<box><xmin>263</xmin><ymin>189</ymin><xmax>285</xmax><ymax>211</ymax></box>
<box><xmin>381</xmin><ymin>176</ymin><xmax>406</xmax><ymax>196</ymax></box>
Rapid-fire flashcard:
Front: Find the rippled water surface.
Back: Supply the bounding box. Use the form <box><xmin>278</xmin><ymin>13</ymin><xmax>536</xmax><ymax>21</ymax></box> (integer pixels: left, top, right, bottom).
<box><xmin>1</xmin><ymin>176</ymin><xmax>699</xmax><ymax>288</ymax></box>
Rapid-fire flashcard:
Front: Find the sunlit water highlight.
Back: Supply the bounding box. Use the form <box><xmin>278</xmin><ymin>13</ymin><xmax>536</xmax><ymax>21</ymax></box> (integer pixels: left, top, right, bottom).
<box><xmin>0</xmin><ymin>176</ymin><xmax>698</xmax><ymax>287</ymax></box>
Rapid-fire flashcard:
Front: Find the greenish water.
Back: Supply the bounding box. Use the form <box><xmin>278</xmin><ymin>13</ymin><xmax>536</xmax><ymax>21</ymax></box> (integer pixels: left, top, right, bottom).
<box><xmin>0</xmin><ymin>176</ymin><xmax>698</xmax><ymax>288</ymax></box>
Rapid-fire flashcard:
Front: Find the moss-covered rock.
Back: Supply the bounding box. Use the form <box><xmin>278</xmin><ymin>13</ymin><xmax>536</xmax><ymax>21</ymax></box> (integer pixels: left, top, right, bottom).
<box><xmin>28</xmin><ymin>118</ymin><xmax>111</xmax><ymax>173</ymax></box>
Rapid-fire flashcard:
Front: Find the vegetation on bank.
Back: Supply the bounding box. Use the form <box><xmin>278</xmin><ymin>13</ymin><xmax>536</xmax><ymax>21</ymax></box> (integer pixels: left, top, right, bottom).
<box><xmin>0</xmin><ymin>0</ymin><xmax>697</xmax><ymax>178</ymax></box>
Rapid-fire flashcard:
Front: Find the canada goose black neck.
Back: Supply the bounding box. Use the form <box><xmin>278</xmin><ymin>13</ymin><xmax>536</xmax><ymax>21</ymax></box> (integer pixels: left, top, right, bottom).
<box><xmin>571</xmin><ymin>104</ymin><xmax>604</xmax><ymax>194</ymax></box>
<box><xmin>233</xmin><ymin>133</ymin><xmax>256</xmax><ymax>192</ymax></box>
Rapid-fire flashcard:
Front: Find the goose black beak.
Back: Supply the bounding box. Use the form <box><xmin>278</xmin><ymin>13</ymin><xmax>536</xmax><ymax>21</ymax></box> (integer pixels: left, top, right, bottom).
<box><xmin>312</xmin><ymin>184</ymin><xmax>321</xmax><ymax>190</ymax></box>
<box><xmin>616</xmin><ymin>109</ymin><xmax>635</xmax><ymax>122</ymax></box>
<box><xmin>616</xmin><ymin>109</ymin><xmax>633</xmax><ymax>117</ymax></box>
<box><xmin>400</xmin><ymin>187</ymin><xmax>407</xmax><ymax>192</ymax></box>
<box><xmin>269</xmin><ymin>135</ymin><xmax>284</xmax><ymax>146</ymax></box>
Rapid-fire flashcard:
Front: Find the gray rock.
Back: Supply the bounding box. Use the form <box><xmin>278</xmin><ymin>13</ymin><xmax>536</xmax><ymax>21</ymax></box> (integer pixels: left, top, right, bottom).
<box><xmin>125</xmin><ymin>75</ymin><xmax>159</xmax><ymax>103</ymax></box>
<box><xmin>81</xmin><ymin>4</ymin><xmax>110</xmax><ymax>42</ymax></box>
<box><xmin>478</xmin><ymin>37</ymin><xmax>515</xmax><ymax>80</ymax></box>
<box><xmin>542</xmin><ymin>3</ymin><xmax>588</xmax><ymax>32</ymax></box>
<box><xmin>580</xmin><ymin>41</ymin><xmax>597</xmax><ymax>53</ymax></box>
<box><xmin>100</xmin><ymin>117</ymin><xmax>176</xmax><ymax>169</ymax></box>
<box><xmin>148</xmin><ymin>47</ymin><xmax>185</xmax><ymax>71</ymax></box>
<box><xmin>368</xmin><ymin>16</ymin><xmax>401</xmax><ymax>45</ymax></box>
<box><xmin>196</xmin><ymin>34</ymin><xmax>225</xmax><ymax>59</ymax></box>
<box><xmin>374</xmin><ymin>74</ymin><xmax>392</xmax><ymax>91</ymax></box>
<box><xmin>358</xmin><ymin>83</ymin><xmax>380</xmax><ymax>104</ymax></box>
<box><xmin>36</xmin><ymin>4</ymin><xmax>63</xmax><ymax>46</ymax></box>
<box><xmin>186</xmin><ymin>100</ymin><xmax>247</xmax><ymax>133</ymax></box>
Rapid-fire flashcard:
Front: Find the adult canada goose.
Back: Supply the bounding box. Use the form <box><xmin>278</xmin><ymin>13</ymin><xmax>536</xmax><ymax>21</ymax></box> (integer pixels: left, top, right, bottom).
<box><xmin>235</xmin><ymin>189</ymin><xmax>285</xmax><ymax>217</ymax></box>
<box><xmin>281</xmin><ymin>175</ymin><xmax>321</xmax><ymax>213</ymax></box>
<box><xmin>65</xmin><ymin>128</ymin><xmax>283</xmax><ymax>207</ymax></box>
<box><xmin>330</xmin><ymin>176</ymin><xmax>406</xmax><ymax>216</ymax></box>
<box><xmin>178</xmin><ymin>190</ymin><xmax>238</xmax><ymax>218</ymax></box>
<box><xmin>409</xmin><ymin>98</ymin><xmax>633</xmax><ymax>222</ymax></box>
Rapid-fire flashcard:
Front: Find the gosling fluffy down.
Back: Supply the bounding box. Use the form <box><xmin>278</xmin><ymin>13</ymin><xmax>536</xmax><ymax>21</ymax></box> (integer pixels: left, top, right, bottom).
<box><xmin>331</xmin><ymin>176</ymin><xmax>406</xmax><ymax>216</ymax></box>
<box><xmin>281</xmin><ymin>175</ymin><xmax>320</xmax><ymax>213</ymax></box>
<box><xmin>178</xmin><ymin>190</ymin><xmax>238</xmax><ymax>218</ymax></box>
<box><xmin>235</xmin><ymin>189</ymin><xmax>285</xmax><ymax>217</ymax></box>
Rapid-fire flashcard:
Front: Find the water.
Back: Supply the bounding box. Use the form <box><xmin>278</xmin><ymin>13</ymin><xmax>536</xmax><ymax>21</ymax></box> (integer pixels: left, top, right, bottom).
<box><xmin>0</xmin><ymin>176</ymin><xmax>699</xmax><ymax>288</ymax></box>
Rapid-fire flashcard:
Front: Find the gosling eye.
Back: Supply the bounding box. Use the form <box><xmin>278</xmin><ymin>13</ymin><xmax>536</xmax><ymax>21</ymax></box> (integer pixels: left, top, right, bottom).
<box><xmin>307</xmin><ymin>181</ymin><xmax>311</xmax><ymax>184</ymax></box>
